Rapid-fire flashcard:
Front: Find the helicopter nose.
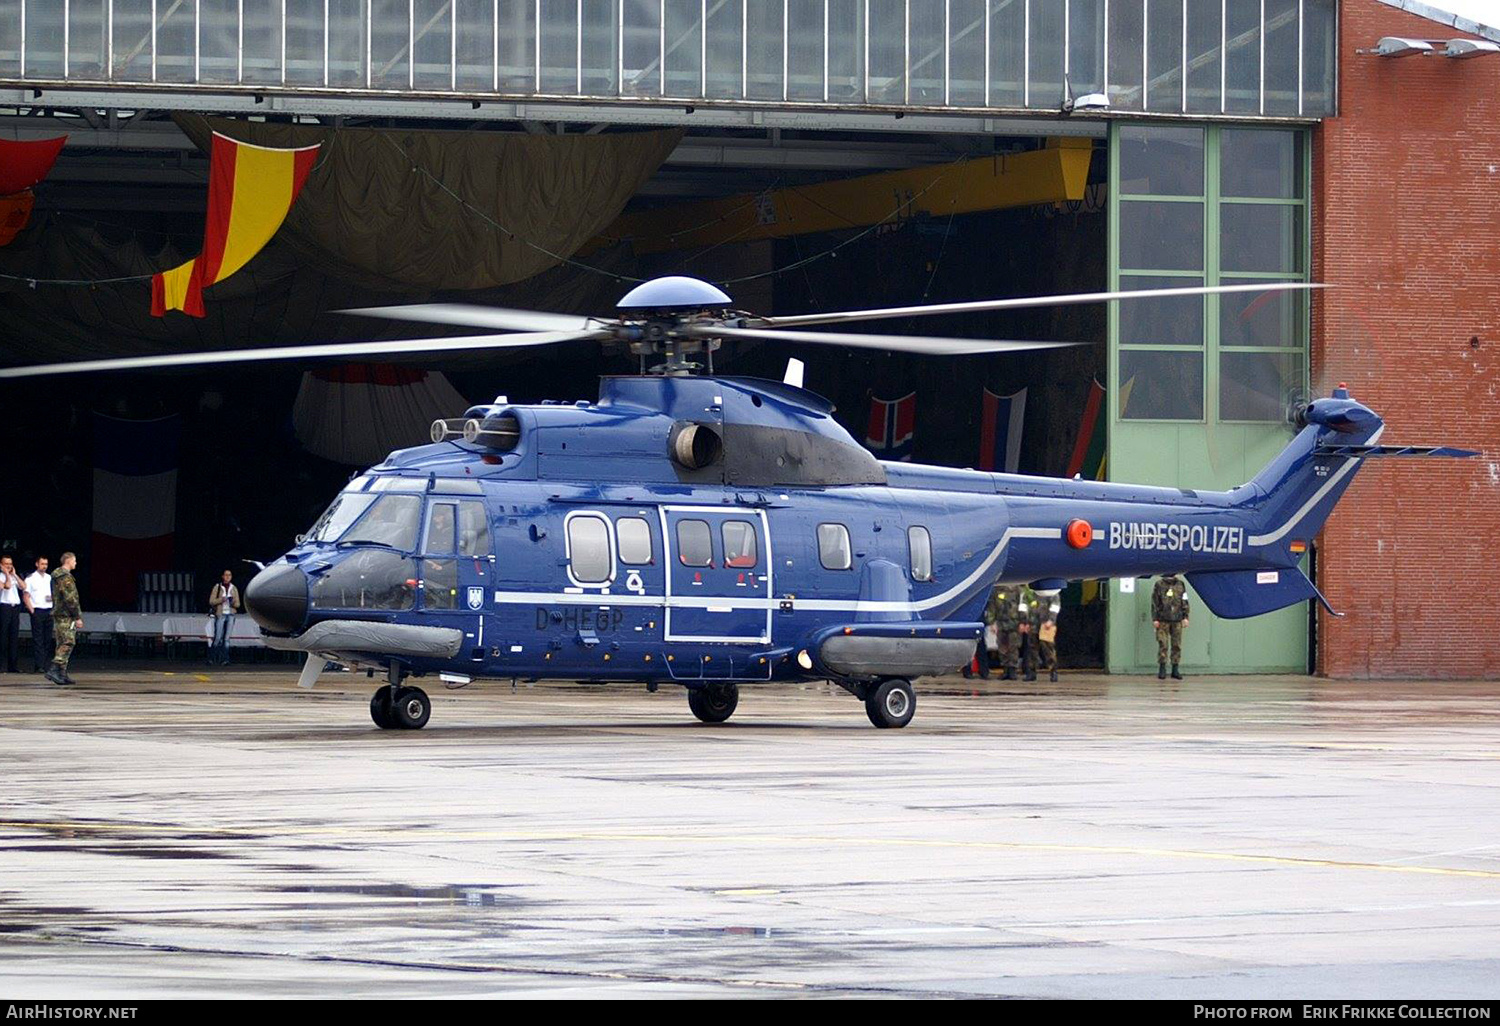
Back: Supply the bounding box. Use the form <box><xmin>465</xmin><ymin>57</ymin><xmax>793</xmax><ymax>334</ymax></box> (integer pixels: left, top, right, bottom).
<box><xmin>244</xmin><ymin>563</ymin><xmax>309</xmax><ymax>635</ymax></box>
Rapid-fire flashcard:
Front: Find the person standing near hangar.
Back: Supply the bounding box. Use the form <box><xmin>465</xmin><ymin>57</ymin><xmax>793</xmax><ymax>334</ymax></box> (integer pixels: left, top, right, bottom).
<box><xmin>1151</xmin><ymin>573</ymin><xmax>1190</xmax><ymax>681</ymax></box>
<box><xmin>24</xmin><ymin>555</ymin><xmax>53</xmax><ymax>672</ymax></box>
<box><xmin>0</xmin><ymin>555</ymin><xmax>22</xmax><ymax>673</ymax></box>
<box><xmin>46</xmin><ymin>552</ymin><xmax>83</xmax><ymax>686</ymax></box>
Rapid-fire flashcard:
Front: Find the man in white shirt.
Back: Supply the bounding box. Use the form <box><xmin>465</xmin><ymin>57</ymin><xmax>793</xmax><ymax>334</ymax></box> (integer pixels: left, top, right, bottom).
<box><xmin>24</xmin><ymin>556</ymin><xmax>54</xmax><ymax>674</ymax></box>
<box><xmin>0</xmin><ymin>554</ymin><xmax>22</xmax><ymax>674</ymax></box>
<box><xmin>208</xmin><ymin>570</ymin><xmax>241</xmax><ymax>666</ymax></box>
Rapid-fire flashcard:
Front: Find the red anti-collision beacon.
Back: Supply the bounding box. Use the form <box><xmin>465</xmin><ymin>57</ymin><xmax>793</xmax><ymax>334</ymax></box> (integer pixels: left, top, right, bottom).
<box><xmin>1065</xmin><ymin>519</ymin><xmax>1093</xmax><ymax>549</ymax></box>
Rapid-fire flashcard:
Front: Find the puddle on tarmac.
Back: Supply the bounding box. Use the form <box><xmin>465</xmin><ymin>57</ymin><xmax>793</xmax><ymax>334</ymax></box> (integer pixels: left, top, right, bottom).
<box><xmin>259</xmin><ymin>882</ymin><xmax>523</xmax><ymax>907</ymax></box>
<box><xmin>1</xmin><ymin>843</ymin><xmax>237</xmax><ymax>859</ymax></box>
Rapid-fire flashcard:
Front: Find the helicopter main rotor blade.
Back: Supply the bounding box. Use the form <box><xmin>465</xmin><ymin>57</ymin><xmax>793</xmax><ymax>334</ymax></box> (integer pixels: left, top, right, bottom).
<box><xmin>340</xmin><ymin>303</ymin><xmax>603</xmax><ymax>334</ymax></box>
<box><xmin>755</xmin><ymin>282</ymin><xmax>1327</xmax><ymax>329</ymax></box>
<box><xmin>691</xmin><ymin>324</ymin><xmax>1078</xmax><ymax>356</ymax></box>
<box><xmin>0</xmin><ymin>329</ymin><xmax>612</xmax><ymax>379</ymax></box>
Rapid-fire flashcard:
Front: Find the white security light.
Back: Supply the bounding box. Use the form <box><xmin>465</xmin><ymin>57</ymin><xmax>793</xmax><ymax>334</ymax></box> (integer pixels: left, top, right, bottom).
<box><xmin>1371</xmin><ymin>36</ymin><xmax>1435</xmax><ymax>57</ymax></box>
<box><xmin>1444</xmin><ymin>38</ymin><xmax>1500</xmax><ymax>58</ymax></box>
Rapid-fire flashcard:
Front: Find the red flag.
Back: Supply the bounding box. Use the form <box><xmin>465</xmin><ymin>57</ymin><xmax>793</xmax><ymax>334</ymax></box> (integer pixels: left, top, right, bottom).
<box><xmin>0</xmin><ymin>136</ymin><xmax>66</xmax><ymax>195</ymax></box>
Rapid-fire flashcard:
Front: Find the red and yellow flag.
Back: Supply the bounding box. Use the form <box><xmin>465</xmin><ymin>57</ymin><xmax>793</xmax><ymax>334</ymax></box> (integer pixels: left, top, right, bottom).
<box><xmin>152</xmin><ymin>132</ymin><xmax>319</xmax><ymax>317</ymax></box>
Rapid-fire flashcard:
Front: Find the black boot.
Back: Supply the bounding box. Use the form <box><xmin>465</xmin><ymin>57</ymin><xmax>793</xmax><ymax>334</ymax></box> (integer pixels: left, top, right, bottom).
<box><xmin>1049</xmin><ymin>669</ymin><xmax>1058</xmax><ymax>682</ymax></box>
<box><xmin>45</xmin><ymin>665</ymin><xmax>67</xmax><ymax>686</ymax></box>
<box><xmin>1001</xmin><ymin>668</ymin><xmax>1016</xmax><ymax>681</ymax></box>
<box><xmin>1158</xmin><ymin>662</ymin><xmax>1167</xmax><ymax>680</ymax></box>
<box><xmin>1171</xmin><ymin>664</ymin><xmax>1182</xmax><ymax>680</ymax></box>
<box><xmin>1024</xmin><ymin>669</ymin><xmax>1036</xmax><ymax>682</ymax></box>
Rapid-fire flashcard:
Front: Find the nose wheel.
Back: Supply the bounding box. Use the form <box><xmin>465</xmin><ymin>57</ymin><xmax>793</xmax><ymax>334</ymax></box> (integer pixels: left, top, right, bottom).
<box><xmin>370</xmin><ymin>685</ymin><xmax>430</xmax><ymax>730</ymax></box>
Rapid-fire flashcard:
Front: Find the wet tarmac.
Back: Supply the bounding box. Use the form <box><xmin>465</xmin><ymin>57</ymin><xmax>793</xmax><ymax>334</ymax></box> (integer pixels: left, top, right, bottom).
<box><xmin>1</xmin><ymin>667</ymin><xmax>1498</xmax><ymax>998</ymax></box>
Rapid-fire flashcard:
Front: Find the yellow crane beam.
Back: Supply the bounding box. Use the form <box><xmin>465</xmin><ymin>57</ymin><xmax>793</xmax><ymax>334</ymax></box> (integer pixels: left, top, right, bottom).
<box><xmin>590</xmin><ymin>137</ymin><xmax>1093</xmax><ymax>257</ymax></box>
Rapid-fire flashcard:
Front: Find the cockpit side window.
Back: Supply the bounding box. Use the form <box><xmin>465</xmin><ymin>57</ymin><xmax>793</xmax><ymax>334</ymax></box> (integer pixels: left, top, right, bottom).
<box><xmin>425</xmin><ymin>503</ymin><xmax>457</xmax><ymax>555</ymax></box>
<box><xmin>342</xmin><ymin>494</ymin><xmax>422</xmax><ymax>551</ymax></box>
<box><xmin>458</xmin><ymin>501</ymin><xmax>491</xmax><ymax>557</ymax></box>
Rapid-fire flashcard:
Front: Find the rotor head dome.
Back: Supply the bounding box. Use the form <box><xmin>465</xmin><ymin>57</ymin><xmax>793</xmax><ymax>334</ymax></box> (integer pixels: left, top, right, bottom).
<box><xmin>616</xmin><ymin>275</ymin><xmax>733</xmax><ymax>312</ymax></box>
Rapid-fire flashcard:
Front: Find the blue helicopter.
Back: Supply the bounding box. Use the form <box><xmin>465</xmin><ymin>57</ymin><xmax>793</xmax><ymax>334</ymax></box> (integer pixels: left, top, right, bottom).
<box><xmin>1</xmin><ymin>276</ymin><xmax>1475</xmax><ymax>729</ymax></box>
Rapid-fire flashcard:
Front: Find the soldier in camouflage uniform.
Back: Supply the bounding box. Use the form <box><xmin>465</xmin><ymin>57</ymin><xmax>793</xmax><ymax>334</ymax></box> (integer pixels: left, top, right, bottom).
<box><xmin>1026</xmin><ymin>587</ymin><xmax>1061</xmax><ymax>683</ymax></box>
<box><xmin>1151</xmin><ymin>572</ymin><xmax>1190</xmax><ymax>680</ymax></box>
<box><xmin>986</xmin><ymin>585</ymin><xmax>1024</xmax><ymax>681</ymax></box>
<box><xmin>46</xmin><ymin>552</ymin><xmax>83</xmax><ymax>686</ymax></box>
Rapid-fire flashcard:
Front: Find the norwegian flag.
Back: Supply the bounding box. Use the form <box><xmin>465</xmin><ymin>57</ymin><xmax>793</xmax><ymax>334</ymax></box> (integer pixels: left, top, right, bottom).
<box><xmin>865</xmin><ymin>392</ymin><xmax>917</xmax><ymax>462</ymax></box>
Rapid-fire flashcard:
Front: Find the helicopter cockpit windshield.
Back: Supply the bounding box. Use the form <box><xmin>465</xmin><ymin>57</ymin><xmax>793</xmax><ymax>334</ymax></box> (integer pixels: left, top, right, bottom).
<box><xmin>304</xmin><ymin>486</ymin><xmax>422</xmax><ymax>549</ymax></box>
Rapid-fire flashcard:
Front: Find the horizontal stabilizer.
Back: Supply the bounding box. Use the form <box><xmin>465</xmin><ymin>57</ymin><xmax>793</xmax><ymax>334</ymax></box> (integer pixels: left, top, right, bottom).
<box><xmin>1313</xmin><ymin>444</ymin><xmax>1479</xmax><ymax>459</ymax></box>
<box><xmin>1186</xmin><ymin>567</ymin><xmax>1324</xmax><ymax>620</ymax></box>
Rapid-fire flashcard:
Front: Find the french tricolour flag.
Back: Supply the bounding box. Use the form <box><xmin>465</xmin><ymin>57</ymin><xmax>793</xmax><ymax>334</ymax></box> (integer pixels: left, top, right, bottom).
<box><xmin>91</xmin><ymin>413</ymin><xmax>180</xmax><ymax>608</ymax></box>
<box><xmin>978</xmin><ymin>387</ymin><xmax>1027</xmax><ymax>474</ymax></box>
<box><xmin>865</xmin><ymin>392</ymin><xmax>917</xmax><ymax>462</ymax></box>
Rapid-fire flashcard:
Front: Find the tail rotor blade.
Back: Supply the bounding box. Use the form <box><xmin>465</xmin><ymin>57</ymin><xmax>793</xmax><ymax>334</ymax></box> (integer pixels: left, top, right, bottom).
<box><xmin>340</xmin><ymin>303</ymin><xmax>603</xmax><ymax>334</ymax></box>
<box><xmin>0</xmin><ymin>329</ymin><xmax>612</xmax><ymax>379</ymax></box>
<box><xmin>693</xmin><ymin>324</ymin><xmax>1079</xmax><ymax>356</ymax></box>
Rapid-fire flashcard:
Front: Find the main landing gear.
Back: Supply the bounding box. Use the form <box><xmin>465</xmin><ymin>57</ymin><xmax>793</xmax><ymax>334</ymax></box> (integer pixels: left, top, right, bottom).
<box><xmin>371</xmin><ymin>665</ymin><xmax>430</xmax><ymax>730</ymax></box>
<box><xmin>863</xmin><ymin>678</ymin><xmax>916</xmax><ymax>729</ymax></box>
<box><xmin>687</xmin><ymin>683</ymin><xmax>739</xmax><ymax>724</ymax></box>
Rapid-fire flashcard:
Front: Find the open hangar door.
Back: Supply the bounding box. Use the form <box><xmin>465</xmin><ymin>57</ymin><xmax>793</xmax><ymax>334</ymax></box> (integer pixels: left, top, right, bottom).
<box><xmin>0</xmin><ymin>114</ymin><xmax>1107</xmax><ymax>665</ymax></box>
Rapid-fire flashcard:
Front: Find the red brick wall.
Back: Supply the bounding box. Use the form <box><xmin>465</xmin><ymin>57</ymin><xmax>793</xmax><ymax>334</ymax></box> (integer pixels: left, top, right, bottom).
<box><xmin>1313</xmin><ymin>0</ymin><xmax>1500</xmax><ymax>678</ymax></box>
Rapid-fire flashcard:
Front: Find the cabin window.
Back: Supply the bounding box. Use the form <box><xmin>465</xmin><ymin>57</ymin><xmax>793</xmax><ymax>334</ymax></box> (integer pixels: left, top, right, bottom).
<box><xmin>342</xmin><ymin>494</ymin><xmax>422</xmax><ymax>551</ymax></box>
<box><xmin>617</xmin><ymin>517</ymin><xmax>653</xmax><ymax>565</ymax></box>
<box><xmin>425</xmin><ymin>502</ymin><xmax>457</xmax><ymax>555</ymax></box>
<box><xmin>817</xmin><ymin>523</ymin><xmax>852</xmax><ymax>570</ymax></box>
<box><xmin>457</xmin><ymin>501</ymin><xmax>491</xmax><ymax>556</ymax></box>
<box><xmin>306</xmin><ymin>491</ymin><xmax>377</xmax><ymax>543</ymax></box>
<box><xmin>309</xmin><ymin>551</ymin><xmax>417</xmax><ymax>611</ymax></box>
<box><xmin>676</xmin><ymin>519</ymin><xmax>713</xmax><ymax>567</ymax></box>
<box><xmin>908</xmin><ymin>526</ymin><xmax>933</xmax><ymax>582</ymax></box>
<box><xmin>722</xmin><ymin>520</ymin><xmax>758</xmax><ymax>568</ymax></box>
<box><xmin>566</xmin><ymin>514</ymin><xmax>613</xmax><ymax>585</ymax></box>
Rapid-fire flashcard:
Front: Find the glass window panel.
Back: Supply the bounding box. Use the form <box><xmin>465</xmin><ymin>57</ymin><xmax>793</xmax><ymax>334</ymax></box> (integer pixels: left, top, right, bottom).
<box><xmin>676</xmin><ymin>519</ymin><xmax>713</xmax><ymax>567</ymax></box>
<box><xmin>155</xmin><ymin>0</ymin><xmax>196</xmax><ymax>81</ymax></box>
<box><xmin>110</xmin><ymin>0</ymin><xmax>153</xmax><ymax>79</ymax></box>
<box><xmin>1118</xmin><ymin>124</ymin><xmax>1202</xmax><ymax>196</ymax></box>
<box><xmin>1263</xmin><ymin>0</ymin><xmax>1298</xmax><ymax>114</ymax></box>
<box><xmin>329</xmin><ymin>0</ymin><xmax>369</xmax><ymax>86</ymax></box>
<box><xmin>664</xmin><ymin>0</ymin><xmax>702</xmax><ymax>95</ymax></box>
<box><xmin>1220</xmin><ymin>278</ymin><xmax>1305</xmax><ymax>349</ymax></box>
<box><xmin>581</xmin><ymin>0</ymin><xmax>617</xmax><ymax>93</ymax></box>
<box><xmin>1223</xmin><ymin>0</ymin><xmax>1259</xmax><ymax>112</ymax></box>
<box><xmin>908</xmin><ymin>0</ymin><xmax>944</xmax><ymax>104</ymax></box>
<box><xmin>1303</xmin><ymin>0</ymin><xmax>1335</xmax><ymax>116</ymax></box>
<box><xmin>65</xmin><ymin>0</ymin><xmax>108</xmax><ymax>78</ymax></box>
<box><xmin>722</xmin><ymin>521</ymin><xmax>758</xmax><ymax>568</ymax></box>
<box><xmin>617</xmin><ymin>517</ymin><xmax>653</xmax><ymax>565</ymax></box>
<box><xmin>1220</xmin><ymin>203</ymin><xmax>1303</xmax><ymax>274</ymax></box>
<box><xmin>242</xmin><ymin>0</ymin><xmax>284</xmax><ymax>83</ymax></box>
<box><xmin>413</xmin><ymin>0</ymin><xmax>454</xmax><ymax>88</ymax></box>
<box><xmin>947</xmin><ymin>0</ymin><xmax>984</xmax><ymax>105</ymax></box>
<box><xmin>1107</xmin><ymin>0</ymin><xmax>1143</xmax><ymax>110</ymax></box>
<box><xmin>867</xmin><ymin>0</ymin><xmax>904</xmax><ymax>103</ymax></box>
<box><xmin>425</xmin><ymin>503</ymin><xmax>458</xmax><ymax>554</ymax></box>
<box><xmin>621</xmin><ymin>0</ymin><xmax>661</xmax><ymax>94</ymax></box>
<box><xmin>199</xmin><ymin>0</ymin><xmax>239</xmax><ymax>81</ymax></box>
<box><xmin>1118</xmin><ymin>350</ymin><xmax>1204</xmax><ymax>420</ymax></box>
<box><xmin>20</xmin><ymin>0</ymin><xmax>63</xmax><ymax>75</ymax></box>
<box><xmin>988</xmin><ymin>0</ymin><xmax>1024</xmax><ymax>107</ymax></box>
<box><xmin>788</xmin><ymin>0</ymin><xmax>826</xmax><ymax>99</ymax></box>
<box><xmin>1221</xmin><ymin>350</ymin><xmax>1303</xmax><ymax>421</ymax></box>
<box><xmin>817</xmin><ymin>523</ymin><xmax>852</xmax><ymax>570</ymax></box>
<box><xmin>0</xmin><ymin>0</ymin><xmax>20</xmax><ymax>76</ymax></box>
<box><xmin>458</xmin><ymin>501</ymin><xmax>491</xmax><ymax>556</ymax></box>
<box><xmin>454</xmin><ymin>0</ymin><xmax>493</xmax><ymax>90</ymax></box>
<box><xmin>497</xmin><ymin>0</ymin><xmax>535</xmax><ymax>90</ymax></box>
<box><xmin>542</xmin><ymin>0</ymin><xmax>581</xmax><ymax>91</ymax></box>
<box><xmin>308</xmin><ymin>491</ymin><xmax>378</xmax><ymax>543</ymax></box>
<box><xmin>745</xmin><ymin>0</ymin><xmax>784</xmax><ymax>99</ymax></box>
<box><xmin>310</xmin><ymin>552</ymin><xmax>417</xmax><ymax>610</ymax></box>
<box><xmin>1145</xmin><ymin>0</ymin><xmax>1183</xmax><ymax>111</ymax></box>
<box><xmin>1119</xmin><ymin>200</ymin><xmax>1203</xmax><ymax>271</ymax></box>
<box><xmin>370</xmin><ymin>0</ymin><xmax>410</xmax><ymax>87</ymax></box>
<box><xmin>705</xmin><ymin>0</ymin><xmax>743</xmax><ymax>98</ymax></box>
<box><xmin>1184</xmin><ymin>0</ymin><xmax>1220</xmax><ymax>113</ymax></box>
<box><xmin>908</xmin><ymin>525</ymin><xmax>932</xmax><ymax>582</ymax></box>
<box><xmin>344</xmin><ymin>494</ymin><xmax>423</xmax><ymax>550</ymax></box>
<box><xmin>1028</xmin><ymin>0</ymin><xmax>1065</xmax><ymax>108</ymax></box>
<box><xmin>826</xmin><ymin>0</ymin><xmax>863</xmax><ymax>100</ymax></box>
<box><xmin>423</xmin><ymin>558</ymin><xmax>459</xmax><ymax>609</ymax></box>
<box><xmin>569</xmin><ymin>515</ymin><xmax>613</xmax><ymax>583</ymax></box>
<box><xmin>285</xmin><ymin>0</ymin><xmax>327</xmax><ymax>85</ymax></box>
<box><xmin>1119</xmin><ymin>274</ymin><xmax>1204</xmax><ymax>347</ymax></box>
<box><xmin>1220</xmin><ymin>129</ymin><xmax>1303</xmax><ymax>199</ymax></box>
<box><xmin>1067</xmin><ymin>0</ymin><xmax>1103</xmax><ymax>97</ymax></box>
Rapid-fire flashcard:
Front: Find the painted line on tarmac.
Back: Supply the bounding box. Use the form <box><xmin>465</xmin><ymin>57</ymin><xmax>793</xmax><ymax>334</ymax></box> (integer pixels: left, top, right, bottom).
<box><xmin>6</xmin><ymin>819</ymin><xmax>1500</xmax><ymax>880</ymax></box>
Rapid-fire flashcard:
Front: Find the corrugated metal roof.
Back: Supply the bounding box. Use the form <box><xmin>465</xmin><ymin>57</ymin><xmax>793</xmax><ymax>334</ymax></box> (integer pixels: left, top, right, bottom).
<box><xmin>1377</xmin><ymin>0</ymin><xmax>1500</xmax><ymax>42</ymax></box>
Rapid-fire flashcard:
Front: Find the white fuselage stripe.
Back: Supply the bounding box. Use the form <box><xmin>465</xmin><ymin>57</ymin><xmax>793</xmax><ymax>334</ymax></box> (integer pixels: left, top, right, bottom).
<box><xmin>1248</xmin><ymin>427</ymin><xmax>1384</xmax><ymax>546</ymax></box>
<box><xmin>493</xmin><ymin>525</ymin><xmax>1059</xmax><ymax>618</ymax></box>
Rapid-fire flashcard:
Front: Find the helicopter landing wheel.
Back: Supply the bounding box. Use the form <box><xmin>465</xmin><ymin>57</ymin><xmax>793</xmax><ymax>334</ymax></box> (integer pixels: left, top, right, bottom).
<box><xmin>687</xmin><ymin>683</ymin><xmax>738</xmax><ymax>724</ymax></box>
<box><xmin>392</xmin><ymin>686</ymin><xmax>431</xmax><ymax>730</ymax></box>
<box><xmin>865</xmin><ymin>678</ymin><xmax>915</xmax><ymax>729</ymax></box>
<box><xmin>369</xmin><ymin>688</ymin><xmax>397</xmax><ymax>729</ymax></box>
